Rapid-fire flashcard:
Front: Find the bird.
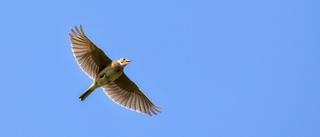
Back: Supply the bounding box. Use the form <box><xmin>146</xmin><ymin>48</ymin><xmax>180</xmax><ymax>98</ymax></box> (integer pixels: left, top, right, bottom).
<box><xmin>69</xmin><ymin>25</ymin><xmax>160</xmax><ymax>116</ymax></box>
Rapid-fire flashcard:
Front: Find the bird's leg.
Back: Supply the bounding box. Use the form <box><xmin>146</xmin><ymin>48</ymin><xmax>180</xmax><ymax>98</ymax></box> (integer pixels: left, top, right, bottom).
<box><xmin>95</xmin><ymin>74</ymin><xmax>111</xmax><ymax>86</ymax></box>
<box><xmin>99</xmin><ymin>74</ymin><xmax>110</xmax><ymax>79</ymax></box>
<box><xmin>99</xmin><ymin>74</ymin><xmax>105</xmax><ymax>79</ymax></box>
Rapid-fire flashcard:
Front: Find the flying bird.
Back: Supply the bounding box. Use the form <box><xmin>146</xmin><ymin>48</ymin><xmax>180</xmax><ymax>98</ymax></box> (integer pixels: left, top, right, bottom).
<box><xmin>69</xmin><ymin>25</ymin><xmax>160</xmax><ymax>116</ymax></box>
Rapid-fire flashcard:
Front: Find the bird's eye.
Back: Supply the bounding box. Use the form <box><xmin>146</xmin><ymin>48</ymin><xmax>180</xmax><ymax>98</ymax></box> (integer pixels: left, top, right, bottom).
<box><xmin>123</xmin><ymin>58</ymin><xmax>125</xmax><ymax>61</ymax></box>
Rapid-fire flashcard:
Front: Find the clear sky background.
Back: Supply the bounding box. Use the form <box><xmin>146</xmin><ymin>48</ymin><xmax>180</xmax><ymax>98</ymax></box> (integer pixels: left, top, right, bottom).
<box><xmin>0</xmin><ymin>0</ymin><xmax>319</xmax><ymax>137</ymax></box>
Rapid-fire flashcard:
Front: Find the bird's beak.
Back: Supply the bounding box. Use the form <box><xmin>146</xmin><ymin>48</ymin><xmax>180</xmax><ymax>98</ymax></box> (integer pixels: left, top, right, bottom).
<box><xmin>127</xmin><ymin>60</ymin><xmax>132</xmax><ymax>62</ymax></box>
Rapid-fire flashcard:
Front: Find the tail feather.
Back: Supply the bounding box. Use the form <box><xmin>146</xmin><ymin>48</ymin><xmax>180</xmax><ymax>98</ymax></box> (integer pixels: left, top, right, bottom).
<box><xmin>79</xmin><ymin>86</ymin><xmax>97</xmax><ymax>101</ymax></box>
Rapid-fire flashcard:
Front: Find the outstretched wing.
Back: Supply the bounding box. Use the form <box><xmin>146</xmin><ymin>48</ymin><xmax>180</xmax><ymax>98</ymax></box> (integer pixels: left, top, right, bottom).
<box><xmin>69</xmin><ymin>25</ymin><xmax>112</xmax><ymax>79</ymax></box>
<box><xmin>102</xmin><ymin>74</ymin><xmax>161</xmax><ymax>116</ymax></box>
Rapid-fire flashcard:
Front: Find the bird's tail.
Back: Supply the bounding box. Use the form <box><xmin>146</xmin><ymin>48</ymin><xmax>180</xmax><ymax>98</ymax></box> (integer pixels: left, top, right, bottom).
<box><xmin>79</xmin><ymin>84</ymin><xmax>98</xmax><ymax>101</ymax></box>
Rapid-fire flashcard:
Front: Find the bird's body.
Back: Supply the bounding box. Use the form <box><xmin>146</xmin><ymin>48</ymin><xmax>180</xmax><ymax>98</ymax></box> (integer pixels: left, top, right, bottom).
<box><xmin>69</xmin><ymin>25</ymin><xmax>160</xmax><ymax>115</ymax></box>
<box><xmin>79</xmin><ymin>60</ymin><xmax>126</xmax><ymax>101</ymax></box>
<box><xmin>96</xmin><ymin>61</ymin><xmax>124</xmax><ymax>86</ymax></box>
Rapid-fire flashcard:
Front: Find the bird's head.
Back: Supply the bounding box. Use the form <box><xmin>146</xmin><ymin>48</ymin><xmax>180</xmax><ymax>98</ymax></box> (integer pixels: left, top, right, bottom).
<box><xmin>117</xmin><ymin>58</ymin><xmax>131</xmax><ymax>67</ymax></box>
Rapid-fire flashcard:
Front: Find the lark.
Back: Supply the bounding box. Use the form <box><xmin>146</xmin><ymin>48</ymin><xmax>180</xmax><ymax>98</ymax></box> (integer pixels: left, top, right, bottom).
<box><xmin>69</xmin><ymin>25</ymin><xmax>160</xmax><ymax>116</ymax></box>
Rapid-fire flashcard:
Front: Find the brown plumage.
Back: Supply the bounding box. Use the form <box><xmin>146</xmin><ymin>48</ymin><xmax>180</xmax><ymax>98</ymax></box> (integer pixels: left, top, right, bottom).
<box><xmin>69</xmin><ymin>25</ymin><xmax>160</xmax><ymax>116</ymax></box>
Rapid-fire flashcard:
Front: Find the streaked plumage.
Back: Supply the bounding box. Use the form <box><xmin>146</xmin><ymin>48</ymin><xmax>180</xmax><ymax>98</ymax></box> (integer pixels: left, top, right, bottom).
<box><xmin>69</xmin><ymin>25</ymin><xmax>160</xmax><ymax>116</ymax></box>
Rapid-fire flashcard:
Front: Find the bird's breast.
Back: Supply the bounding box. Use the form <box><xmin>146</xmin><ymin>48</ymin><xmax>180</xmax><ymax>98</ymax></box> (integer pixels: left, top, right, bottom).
<box><xmin>95</xmin><ymin>65</ymin><xmax>124</xmax><ymax>86</ymax></box>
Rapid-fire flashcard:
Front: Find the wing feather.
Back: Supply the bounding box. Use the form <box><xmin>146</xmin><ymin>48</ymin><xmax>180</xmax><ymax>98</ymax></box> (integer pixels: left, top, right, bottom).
<box><xmin>69</xmin><ymin>25</ymin><xmax>112</xmax><ymax>79</ymax></box>
<box><xmin>102</xmin><ymin>74</ymin><xmax>160</xmax><ymax>116</ymax></box>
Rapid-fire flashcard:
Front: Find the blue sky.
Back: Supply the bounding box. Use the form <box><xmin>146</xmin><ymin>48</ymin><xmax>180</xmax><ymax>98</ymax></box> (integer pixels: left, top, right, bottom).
<box><xmin>1</xmin><ymin>0</ymin><xmax>319</xmax><ymax>137</ymax></box>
